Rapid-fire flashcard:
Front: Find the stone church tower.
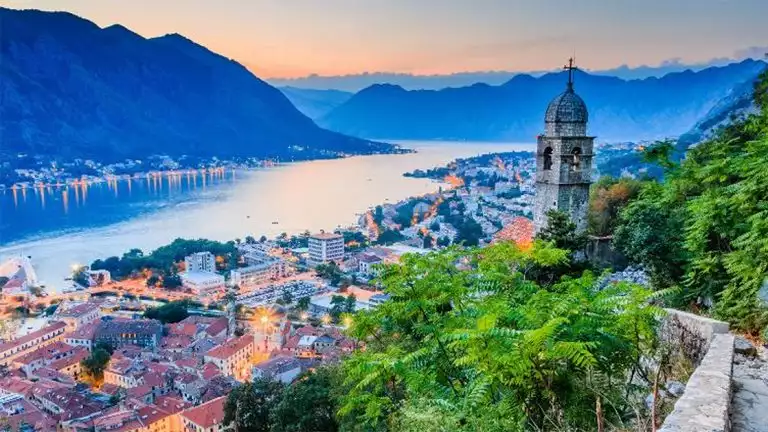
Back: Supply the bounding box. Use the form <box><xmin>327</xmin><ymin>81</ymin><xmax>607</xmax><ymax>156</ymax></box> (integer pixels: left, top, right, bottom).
<box><xmin>534</xmin><ymin>59</ymin><xmax>594</xmax><ymax>234</ymax></box>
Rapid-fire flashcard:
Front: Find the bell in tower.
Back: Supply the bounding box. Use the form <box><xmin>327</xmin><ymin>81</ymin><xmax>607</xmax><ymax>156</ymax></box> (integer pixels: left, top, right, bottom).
<box><xmin>534</xmin><ymin>58</ymin><xmax>595</xmax><ymax>234</ymax></box>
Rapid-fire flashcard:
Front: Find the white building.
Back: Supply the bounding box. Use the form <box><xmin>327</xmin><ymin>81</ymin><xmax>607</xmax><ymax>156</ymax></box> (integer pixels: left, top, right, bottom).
<box><xmin>184</xmin><ymin>252</ymin><xmax>216</xmax><ymax>273</ymax></box>
<box><xmin>357</xmin><ymin>254</ymin><xmax>383</xmax><ymax>276</ymax></box>
<box><xmin>180</xmin><ymin>271</ymin><xmax>226</xmax><ymax>296</ymax></box>
<box><xmin>230</xmin><ymin>261</ymin><xmax>284</xmax><ymax>289</ymax></box>
<box><xmin>308</xmin><ymin>232</ymin><xmax>344</xmax><ymax>266</ymax></box>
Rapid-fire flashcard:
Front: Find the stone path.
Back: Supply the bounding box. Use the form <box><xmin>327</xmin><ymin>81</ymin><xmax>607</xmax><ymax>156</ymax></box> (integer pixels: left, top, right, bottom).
<box><xmin>731</xmin><ymin>340</ymin><xmax>768</xmax><ymax>432</ymax></box>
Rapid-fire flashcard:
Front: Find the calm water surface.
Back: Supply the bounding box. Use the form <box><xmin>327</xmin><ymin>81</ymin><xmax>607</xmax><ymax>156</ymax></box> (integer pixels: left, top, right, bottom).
<box><xmin>0</xmin><ymin>141</ymin><xmax>533</xmax><ymax>290</ymax></box>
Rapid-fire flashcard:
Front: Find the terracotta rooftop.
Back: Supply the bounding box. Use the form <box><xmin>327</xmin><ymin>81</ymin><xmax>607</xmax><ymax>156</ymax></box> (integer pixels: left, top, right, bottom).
<box><xmin>493</xmin><ymin>216</ymin><xmax>535</xmax><ymax>249</ymax></box>
<box><xmin>181</xmin><ymin>396</ymin><xmax>227</xmax><ymax>428</ymax></box>
<box><xmin>204</xmin><ymin>317</ymin><xmax>229</xmax><ymax>337</ymax></box>
<box><xmin>55</xmin><ymin>302</ymin><xmax>100</xmax><ymax>318</ymax></box>
<box><xmin>49</xmin><ymin>346</ymin><xmax>89</xmax><ymax>370</ymax></box>
<box><xmin>65</xmin><ymin>321</ymin><xmax>98</xmax><ymax>340</ymax></box>
<box><xmin>205</xmin><ymin>335</ymin><xmax>253</xmax><ymax>360</ymax></box>
<box><xmin>0</xmin><ymin>321</ymin><xmax>67</xmax><ymax>353</ymax></box>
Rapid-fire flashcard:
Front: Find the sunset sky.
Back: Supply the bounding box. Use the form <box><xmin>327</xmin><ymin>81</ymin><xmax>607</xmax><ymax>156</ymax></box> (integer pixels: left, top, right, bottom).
<box><xmin>2</xmin><ymin>0</ymin><xmax>767</xmax><ymax>78</ymax></box>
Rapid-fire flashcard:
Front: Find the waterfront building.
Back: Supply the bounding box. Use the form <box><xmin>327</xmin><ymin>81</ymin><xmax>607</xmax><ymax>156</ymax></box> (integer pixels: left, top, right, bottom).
<box><xmin>184</xmin><ymin>252</ymin><xmax>216</xmax><ymax>273</ymax></box>
<box><xmin>230</xmin><ymin>256</ymin><xmax>285</xmax><ymax>289</ymax></box>
<box><xmin>180</xmin><ymin>271</ymin><xmax>226</xmax><ymax>296</ymax></box>
<box><xmin>534</xmin><ymin>59</ymin><xmax>595</xmax><ymax>233</ymax></box>
<box><xmin>308</xmin><ymin>232</ymin><xmax>345</xmax><ymax>266</ymax></box>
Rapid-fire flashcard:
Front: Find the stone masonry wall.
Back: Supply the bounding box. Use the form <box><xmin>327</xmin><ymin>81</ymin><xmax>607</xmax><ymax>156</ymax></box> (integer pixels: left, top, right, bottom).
<box><xmin>659</xmin><ymin>310</ymin><xmax>734</xmax><ymax>432</ymax></box>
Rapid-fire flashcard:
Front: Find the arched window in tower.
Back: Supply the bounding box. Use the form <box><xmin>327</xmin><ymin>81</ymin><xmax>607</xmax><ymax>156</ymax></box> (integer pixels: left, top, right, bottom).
<box><xmin>571</xmin><ymin>147</ymin><xmax>582</xmax><ymax>171</ymax></box>
<box><xmin>543</xmin><ymin>147</ymin><xmax>553</xmax><ymax>170</ymax></box>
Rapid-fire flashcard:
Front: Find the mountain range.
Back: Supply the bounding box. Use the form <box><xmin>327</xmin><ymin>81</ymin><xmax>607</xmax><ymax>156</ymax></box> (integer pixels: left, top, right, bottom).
<box><xmin>278</xmin><ymin>87</ymin><xmax>353</xmax><ymax>120</ymax></box>
<box><xmin>0</xmin><ymin>8</ymin><xmax>394</xmax><ymax>163</ymax></box>
<box><xmin>267</xmin><ymin>49</ymin><xmax>768</xmax><ymax>92</ymax></box>
<box><xmin>317</xmin><ymin>60</ymin><xmax>767</xmax><ymax>142</ymax></box>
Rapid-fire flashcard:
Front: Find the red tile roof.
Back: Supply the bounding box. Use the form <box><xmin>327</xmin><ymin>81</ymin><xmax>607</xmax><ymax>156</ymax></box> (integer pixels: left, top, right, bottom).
<box><xmin>205</xmin><ymin>335</ymin><xmax>253</xmax><ymax>360</ymax></box>
<box><xmin>204</xmin><ymin>317</ymin><xmax>229</xmax><ymax>337</ymax></box>
<box><xmin>0</xmin><ymin>321</ymin><xmax>66</xmax><ymax>353</ymax></box>
<box><xmin>493</xmin><ymin>216</ymin><xmax>535</xmax><ymax>249</ymax></box>
<box><xmin>181</xmin><ymin>396</ymin><xmax>227</xmax><ymax>428</ymax></box>
<box><xmin>49</xmin><ymin>346</ymin><xmax>89</xmax><ymax>371</ymax></box>
<box><xmin>202</xmin><ymin>362</ymin><xmax>221</xmax><ymax>380</ymax></box>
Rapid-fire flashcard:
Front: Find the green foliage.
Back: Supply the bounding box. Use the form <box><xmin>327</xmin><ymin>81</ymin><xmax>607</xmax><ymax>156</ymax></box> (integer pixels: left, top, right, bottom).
<box><xmin>44</xmin><ymin>304</ymin><xmax>59</xmax><ymax>316</ymax></box>
<box><xmin>297</xmin><ymin>296</ymin><xmax>310</xmax><ymax>311</ymax></box>
<box><xmin>329</xmin><ymin>295</ymin><xmax>346</xmax><ymax>321</ymax></box>
<box><xmin>316</xmin><ymin>262</ymin><xmax>344</xmax><ymax>286</ymax></box>
<box><xmin>224</xmin><ymin>378</ymin><xmax>285</xmax><ymax>432</ymax></box>
<box><xmin>162</xmin><ymin>274</ymin><xmax>183</xmax><ymax>288</ymax></box>
<box><xmin>281</xmin><ymin>289</ymin><xmax>294</xmax><ymax>305</ymax></box>
<box><xmin>614</xmin><ymin>75</ymin><xmax>768</xmax><ymax>333</ymax></box>
<box><xmin>588</xmin><ymin>176</ymin><xmax>643</xmax><ymax>236</ymax></box>
<box><xmin>340</xmin><ymin>243</ymin><xmax>660</xmax><ymax>430</ymax></box>
<box><xmin>270</xmin><ymin>367</ymin><xmax>341</xmax><ymax>432</ymax></box>
<box><xmin>453</xmin><ymin>217</ymin><xmax>484</xmax><ymax>247</ymax></box>
<box><xmin>90</xmin><ymin>238</ymin><xmax>237</xmax><ymax>280</ymax></box>
<box><xmin>537</xmin><ymin>209</ymin><xmax>587</xmax><ymax>252</ymax></box>
<box><xmin>80</xmin><ymin>346</ymin><xmax>111</xmax><ymax>384</ymax></box>
<box><xmin>144</xmin><ymin>300</ymin><xmax>189</xmax><ymax>323</ymax></box>
<box><xmin>375</xmin><ymin>229</ymin><xmax>405</xmax><ymax>246</ymax></box>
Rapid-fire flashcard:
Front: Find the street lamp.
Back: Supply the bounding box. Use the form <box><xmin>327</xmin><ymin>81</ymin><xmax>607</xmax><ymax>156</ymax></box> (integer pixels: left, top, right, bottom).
<box><xmin>299</xmin><ymin>312</ymin><xmax>309</xmax><ymax>321</ymax></box>
<box><xmin>321</xmin><ymin>315</ymin><xmax>331</xmax><ymax>326</ymax></box>
<box><xmin>342</xmin><ymin>316</ymin><xmax>353</xmax><ymax>328</ymax></box>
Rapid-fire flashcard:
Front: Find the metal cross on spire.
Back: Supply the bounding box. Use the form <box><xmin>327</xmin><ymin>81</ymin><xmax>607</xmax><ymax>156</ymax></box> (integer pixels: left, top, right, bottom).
<box><xmin>564</xmin><ymin>57</ymin><xmax>577</xmax><ymax>90</ymax></box>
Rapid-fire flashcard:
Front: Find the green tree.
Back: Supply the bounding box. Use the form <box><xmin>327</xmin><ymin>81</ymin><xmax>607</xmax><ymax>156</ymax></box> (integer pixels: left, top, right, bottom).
<box><xmin>144</xmin><ymin>301</ymin><xmax>189</xmax><ymax>323</ymax></box>
<box><xmin>296</xmin><ymin>296</ymin><xmax>310</xmax><ymax>311</ymax></box>
<box><xmin>146</xmin><ymin>275</ymin><xmax>160</xmax><ymax>287</ymax></box>
<box><xmin>223</xmin><ymin>379</ymin><xmax>284</xmax><ymax>432</ymax></box>
<box><xmin>344</xmin><ymin>294</ymin><xmax>356</xmax><ymax>314</ymax></box>
<box><xmin>281</xmin><ymin>289</ymin><xmax>294</xmax><ymax>305</ymax></box>
<box><xmin>338</xmin><ymin>243</ymin><xmax>660</xmax><ymax>431</ymax></box>
<box><xmin>588</xmin><ymin>176</ymin><xmax>643</xmax><ymax>236</ymax></box>
<box><xmin>329</xmin><ymin>295</ymin><xmax>346</xmax><ymax>321</ymax></box>
<box><xmin>375</xmin><ymin>229</ymin><xmax>405</xmax><ymax>245</ymax></box>
<box><xmin>537</xmin><ymin>209</ymin><xmax>588</xmax><ymax>252</ymax></box>
<box><xmin>613</xmin><ymin>74</ymin><xmax>768</xmax><ymax>333</ymax></box>
<box><xmin>162</xmin><ymin>274</ymin><xmax>182</xmax><ymax>289</ymax></box>
<box><xmin>80</xmin><ymin>346</ymin><xmax>112</xmax><ymax>384</ymax></box>
<box><xmin>270</xmin><ymin>367</ymin><xmax>340</xmax><ymax>432</ymax></box>
<box><xmin>453</xmin><ymin>217</ymin><xmax>484</xmax><ymax>246</ymax></box>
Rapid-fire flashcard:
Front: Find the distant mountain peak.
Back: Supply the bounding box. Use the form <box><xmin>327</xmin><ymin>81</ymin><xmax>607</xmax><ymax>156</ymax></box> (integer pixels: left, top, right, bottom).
<box><xmin>1</xmin><ymin>6</ymin><xmax>393</xmax><ymax>161</ymax></box>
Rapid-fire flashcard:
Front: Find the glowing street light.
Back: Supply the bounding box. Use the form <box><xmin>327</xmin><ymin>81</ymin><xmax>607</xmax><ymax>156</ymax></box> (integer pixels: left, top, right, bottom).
<box><xmin>260</xmin><ymin>315</ymin><xmax>269</xmax><ymax>325</ymax></box>
<box><xmin>299</xmin><ymin>312</ymin><xmax>309</xmax><ymax>321</ymax></box>
<box><xmin>321</xmin><ymin>315</ymin><xmax>331</xmax><ymax>326</ymax></box>
<box><xmin>342</xmin><ymin>316</ymin><xmax>353</xmax><ymax>328</ymax></box>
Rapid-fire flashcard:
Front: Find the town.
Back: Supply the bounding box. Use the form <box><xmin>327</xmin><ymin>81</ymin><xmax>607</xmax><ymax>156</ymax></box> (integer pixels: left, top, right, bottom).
<box><xmin>0</xmin><ymin>147</ymin><xmax>543</xmax><ymax>431</ymax></box>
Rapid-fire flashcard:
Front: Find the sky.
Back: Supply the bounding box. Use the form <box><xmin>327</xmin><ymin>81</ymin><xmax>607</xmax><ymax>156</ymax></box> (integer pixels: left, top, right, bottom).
<box><xmin>2</xmin><ymin>0</ymin><xmax>767</xmax><ymax>78</ymax></box>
